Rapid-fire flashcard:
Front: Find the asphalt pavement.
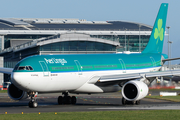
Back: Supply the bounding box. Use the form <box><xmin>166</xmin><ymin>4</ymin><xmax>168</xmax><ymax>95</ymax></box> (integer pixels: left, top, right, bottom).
<box><xmin>0</xmin><ymin>91</ymin><xmax>180</xmax><ymax>114</ymax></box>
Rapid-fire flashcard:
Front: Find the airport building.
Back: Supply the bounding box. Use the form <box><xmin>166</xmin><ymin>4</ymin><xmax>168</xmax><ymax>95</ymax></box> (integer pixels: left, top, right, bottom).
<box><xmin>0</xmin><ymin>18</ymin><xmax>152</xmax><ymax>84</ymax></box>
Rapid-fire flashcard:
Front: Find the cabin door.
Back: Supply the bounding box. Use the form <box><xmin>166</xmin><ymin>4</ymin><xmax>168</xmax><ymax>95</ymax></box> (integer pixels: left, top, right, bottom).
<box><xmin>39</xmin><ymin>61</ymin><xmax>49</xmax><ymax>77</ymax></box>
<box><xmin>74</xmin><ymin>60</ymin><xmax>82</xmax><ymax>75</ymax></box>
<box><xmin>150</xmin><ymin>57</ymin><xmax>156</xmax><ymax>67</ymax></box>
<box><xmin>118</xmin><ymin>59</ymin><xmax>126</xmax><ymax>73</ymax></box>
<box><xmin>150</xmin><ymin>57</ymin><xmax>156</xmax><ymax>71</ymax></box>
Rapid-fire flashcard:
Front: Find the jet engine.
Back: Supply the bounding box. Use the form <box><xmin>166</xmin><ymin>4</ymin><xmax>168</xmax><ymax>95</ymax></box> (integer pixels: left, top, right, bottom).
<box><xmin>122</xmin><ymin>80</ymin><xmax>148</xmax><ymax>101</ymax></box>
<box><xmin>8</xmin><ymin>84</ymin><xmax>28</xmax><ymax>100</ymax></box>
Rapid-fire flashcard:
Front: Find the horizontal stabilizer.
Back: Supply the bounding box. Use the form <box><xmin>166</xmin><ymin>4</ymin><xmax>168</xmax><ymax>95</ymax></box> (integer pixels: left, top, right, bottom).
<box><xmin>162</xmin><ymin>57</ymin><xmax>180</xmax><ymax>62</ymax></box>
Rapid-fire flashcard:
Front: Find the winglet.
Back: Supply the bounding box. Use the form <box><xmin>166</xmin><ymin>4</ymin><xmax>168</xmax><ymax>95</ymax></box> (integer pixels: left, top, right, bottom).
<box><xmin>142</xmin><ymin>3</ymin><xmax>168</xmax><ymax>53</ymax></box>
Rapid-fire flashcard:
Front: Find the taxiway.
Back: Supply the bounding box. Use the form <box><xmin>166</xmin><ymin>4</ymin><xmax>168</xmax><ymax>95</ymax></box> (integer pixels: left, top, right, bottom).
<box><xmin>0</xmin><ymin>92</ymin><xmax>179</xmax><ymax>114</ymax></box>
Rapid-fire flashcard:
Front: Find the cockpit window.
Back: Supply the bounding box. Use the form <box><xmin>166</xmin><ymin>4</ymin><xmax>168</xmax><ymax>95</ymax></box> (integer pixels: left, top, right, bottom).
<box><xmin>28</xmin><ymin>66</ymin><xmax>33</xmax><ymax>70</ymax></box>
<box><xmin>18</xmin><ymin>66</ymin><xmax>26</xmax><ymax>70</ymax></box>
<box><xmin>16</xmin><ymin>66</ymin><xmax>34</xmax><ymax>71</ymax></box>
<box><xmin>25</xmin><ymin>66</ymin><xmax>29</xmax><ymax>70</ymax></box>
<box><xmin>14</xmin><ymin>64</ymin><xmax>20</xmax><ymax>70</ymax></box>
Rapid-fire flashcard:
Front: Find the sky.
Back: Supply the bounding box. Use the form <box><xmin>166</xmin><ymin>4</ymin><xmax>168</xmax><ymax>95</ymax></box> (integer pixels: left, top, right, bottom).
<box><xmin>0</xmin><ymin>0</ymin><xmax>179</xmax><ymax>64</ymax></box>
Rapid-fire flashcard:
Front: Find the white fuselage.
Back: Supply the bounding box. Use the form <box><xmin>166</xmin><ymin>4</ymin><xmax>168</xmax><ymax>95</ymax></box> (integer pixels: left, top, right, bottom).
<box><xmin>11</xmin><ymin>66</ymin><xmax>161</xmax><ymax>93</ymax></box>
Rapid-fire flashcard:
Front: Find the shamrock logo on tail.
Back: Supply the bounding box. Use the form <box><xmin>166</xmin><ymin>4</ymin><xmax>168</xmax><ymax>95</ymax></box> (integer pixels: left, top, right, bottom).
<box><xmin>154</xmin><ymin>19</ymin><xmax>164</xmax><ymax>44</ymax></box>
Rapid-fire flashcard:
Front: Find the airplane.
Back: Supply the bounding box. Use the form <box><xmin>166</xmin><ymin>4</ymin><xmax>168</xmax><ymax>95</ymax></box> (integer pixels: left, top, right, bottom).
<box><xmin>0</xmin><ymin>3</ymin><xmax>179</xmax><ymax>108</ymax></box>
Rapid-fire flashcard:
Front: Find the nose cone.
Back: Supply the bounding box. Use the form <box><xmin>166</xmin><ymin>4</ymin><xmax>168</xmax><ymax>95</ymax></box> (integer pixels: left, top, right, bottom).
<box><xmin>11</xmin><ymin>72</ymin><xmax>28</xmax><ymax>91</ymax></box>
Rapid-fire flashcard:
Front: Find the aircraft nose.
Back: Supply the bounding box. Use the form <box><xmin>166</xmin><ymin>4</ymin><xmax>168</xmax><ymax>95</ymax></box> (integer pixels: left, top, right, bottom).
<box><xmin>11</xmin><ymin>72</ymin><xmax>28</xmax><ymax>90</ymax></box>
<box><xmin>11</xmin><ymin>72</ymin><xmax>21</xmax><ymax>86</ymax></box>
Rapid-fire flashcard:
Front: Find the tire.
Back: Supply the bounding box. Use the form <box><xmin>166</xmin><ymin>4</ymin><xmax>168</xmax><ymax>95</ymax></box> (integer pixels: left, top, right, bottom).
<box><xmin>32</xmin><ymin>101</ymin><xmax>38</xmax><ymax>108</ymax></box>
<box><xmin>63</xmin><ymin>96</ymin><xmax>71</xmax><ymax>104</ymax></box>
<box><xmin>28</xmin><ymin>101</ymin><xmax>33</xmax><ymax>108</ymax></box>
<box><xmin>58</xmin><ymin>96</ymin><xmax>63</xmax><ymax>105</ymax></box>
<box><xmin>132</xmin><ymin>101</ymin><xmax>136</xmax><ymax>105</ymax></box>
<box><xmin>71</xmin><ymin>96</ymin><xmax>76</xmax><ymax>104</ymax></box>
<box><xmin>122</xmin><ymin>97</ymin><xmax>126</xmax><ymax>105</ymax></box>
<box><xmin>136</xmin><ymin>100</ymin><xmax>140</xmax><ymax>105</ymax></box>
<box><xmin>29</xmin><ymin>101</ymin><xmax>38</xmax><ymax>108</ymax></box>
<box><xmin>66</xmin><ymin>96</ymin><xmax>71</xmax><ymax>104</ymax></box>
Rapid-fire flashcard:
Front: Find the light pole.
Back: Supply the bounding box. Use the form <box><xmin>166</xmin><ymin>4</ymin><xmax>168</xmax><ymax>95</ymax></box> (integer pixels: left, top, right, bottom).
<box><xmin>139</xmin><ymin>25</ymin><xmax>141</xmax><ymax>53</ymax></box>
<box><xmin>166</xmin><ymin>26</ymin><xmax>171</xmax><ymax>69</ymax></box>
<box><xmin>168</xmin><ymin>41</ymin><xmax>173</xmax><ymax>68</ymax></box>
<box><xmin>167</xmin><ymin>26</ymin><xmax>173</xmax><ymax>86</ymax></box>
<box><xmin>125</xmin><ymin>29</ymin><xmax>127</xmax><ymax>51</ymax></box>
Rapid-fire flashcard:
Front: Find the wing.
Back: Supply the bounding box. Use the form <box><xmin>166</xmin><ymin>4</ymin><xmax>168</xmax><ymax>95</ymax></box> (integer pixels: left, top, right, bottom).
<box><xmin>0</xmin><ymin>67</ymin><xmax>13</xmax><ymax>74</ymax></box>
<box><xmin>96</xmin><ymin>70</ymin><xmax>180</xmax><ymax>85</ymax></box>
<box><xmin>162</xmin><ymin>57</ymin><xmax>180</xmax><ymax>62</ymax></box>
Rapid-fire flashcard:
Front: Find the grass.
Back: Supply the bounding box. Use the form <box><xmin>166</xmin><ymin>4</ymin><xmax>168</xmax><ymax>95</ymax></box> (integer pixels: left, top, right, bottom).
<box><xmin>0</xmin><ymin>90</ymin><xmax>7</xmax><ymax>93</ymax></box>
<box><xmin>1</xmin><ymin>110</ymin><xmax>180</xmax><ymax>120</ymax></box>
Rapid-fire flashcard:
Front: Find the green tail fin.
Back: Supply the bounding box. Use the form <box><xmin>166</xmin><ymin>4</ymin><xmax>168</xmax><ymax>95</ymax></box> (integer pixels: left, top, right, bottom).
<box><xmin>142</xmin><ymin>3</ymin><xmax>168</xmax><ymax>53</ymax></box>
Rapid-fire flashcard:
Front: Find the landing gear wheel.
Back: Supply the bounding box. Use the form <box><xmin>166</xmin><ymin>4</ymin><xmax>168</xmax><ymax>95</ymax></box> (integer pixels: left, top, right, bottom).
<box><xmin>58</xmin><ymin>96</ymin><xmax>63</xmax><ymax>105</ymax></box>
<box><xmin>71</xmin><ymin>96</ymin><xmax>76</xmax><ymax>104</ymax></box>
<box><xmin>32</xmin><ymin>101</ymin><xmax>38</xmax><ymax>108</ymax></box>
<box><xmin>58</xmin><ymin>92</ymin><xmax>77</xmax><ymax>105</ymax></box>
<box><xmin>122</xmin><ymin>97</ymin><xmax>127</xmax><ymax>105</ymax></box>
<box><xmin>132</xmin><ymin>101</ymin><xmax>136</xmax><ymax>105</ymax></box>
<box><xmin>68</xmin><ymin>96</ymin><xmax>72</xmax><ymax>104</ymax></box>
<box><xmin>28</xmin><ymin>101</ymin><xmax>33</xmax><ymax>108</ymax></box>
<box><xmin>28</xmin><ymin>101</ymin><xmax>38</xmax><ymax>108</ymax></box>
<box><xmin>136</xmin><ymin>100</ymin><xmax>140</xmax><ymax>105</ymax></box>
<box><xmin>64</xmin><ymin>96</ymin><xmax>71</xmax><ymax>104</ymax></box>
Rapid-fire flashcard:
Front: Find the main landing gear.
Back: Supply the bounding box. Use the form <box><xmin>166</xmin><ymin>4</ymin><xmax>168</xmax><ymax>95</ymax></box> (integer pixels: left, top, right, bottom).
<box><xmin>122</xmin><ymin>97</ymin><xmax>140</xmax><ymax>105</ymax></box>
<box><xmin>28</xmin><ymin>92</ymin><xmax>38</xmax><ymax>108</ymax></box>
<box><xmin>58</xmin><ymin>92</ymin><xmax>77</xmax><ymax>105</ymax></box>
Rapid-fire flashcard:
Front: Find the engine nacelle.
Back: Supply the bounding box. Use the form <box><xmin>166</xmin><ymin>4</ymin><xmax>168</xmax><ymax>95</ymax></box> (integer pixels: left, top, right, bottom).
<box><xmin>122</xmin><ymin>80</ymin><xmax>148</xmax><ymax>101</ymax></box>
<box><xmin>8</xmin><ymin>84</ymin><xmax>28</xmax><ymax>100</ymax></box>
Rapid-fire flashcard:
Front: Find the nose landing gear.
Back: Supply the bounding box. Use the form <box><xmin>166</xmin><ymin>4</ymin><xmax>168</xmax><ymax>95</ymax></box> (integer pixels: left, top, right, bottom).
<box><xmin>28</xmin><ymin>92</ymin><xmax>38</xmax><ymax>108</ymax></box>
